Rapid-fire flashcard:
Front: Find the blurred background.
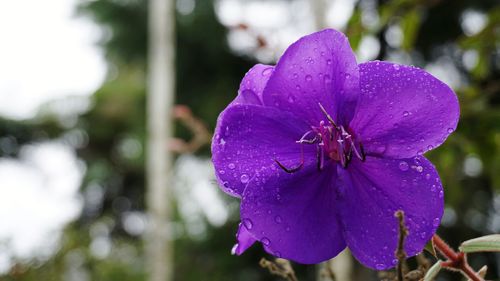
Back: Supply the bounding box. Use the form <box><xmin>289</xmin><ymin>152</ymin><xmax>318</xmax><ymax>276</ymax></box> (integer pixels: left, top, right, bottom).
<box><xmin>0</xmin><ymin>0</ymin><xmax>498</xmax><ymax>280</ymax></box>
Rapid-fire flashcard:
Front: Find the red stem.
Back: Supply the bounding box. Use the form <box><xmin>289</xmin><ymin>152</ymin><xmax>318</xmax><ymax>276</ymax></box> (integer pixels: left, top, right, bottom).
<box><xmin>432</xmin><ymin>235</ymin><xmax>484</xmax><ymax>281</ymax></box>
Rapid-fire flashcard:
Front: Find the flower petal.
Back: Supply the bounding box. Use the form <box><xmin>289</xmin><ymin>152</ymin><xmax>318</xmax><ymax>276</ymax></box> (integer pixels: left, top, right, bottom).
<box><xmin>240</xmin><ymin>163</ymin><xmax>346</xmax><ymax>264</ymax></box>
<box><xmin>350</xmin><ymin>61</ymin><xmax>460</xmax><ymax>158</ymax></box>
<box><xmin>231</xmin><ymin>222</ymin><xmax>257</xmax><ymax>255</ymax></box>
<box><xmin>232</xmin><ymin>64</ymin><xmax>274</xmax><ymax>106</ymax></box>
<box><xmin>212</xmin><ymin>104</ymin><xmax>315</xmax><ymax>197</ymax></box>
<box><xmin>263</xmin><ymin>29</ymin><xmax>359</xmax><ymax>125</ymax></box>
<box><xmin>337</xmin><ymin>156</ymin><xmax>444</xmax><ymax>270</ymax></box>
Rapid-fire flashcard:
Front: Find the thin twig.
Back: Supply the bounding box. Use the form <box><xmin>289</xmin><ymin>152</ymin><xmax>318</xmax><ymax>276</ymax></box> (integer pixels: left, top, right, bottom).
<box><xmin>260</xmin><ymin>258</ymin><xmax>299</xmax><ymax>281</ymax></box>
<box><xmin>395</xmin><ymin>210</ymin><xmax>408</xmax><ymax>281</ymax></box>
<box><xmin>432</xmin><ymin>235</ymin><xmax>485</xmax><ymax>281</ymax></box>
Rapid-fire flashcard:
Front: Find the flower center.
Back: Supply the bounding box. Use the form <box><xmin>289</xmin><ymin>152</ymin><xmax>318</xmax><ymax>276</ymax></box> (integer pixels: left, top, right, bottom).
<box><xmin>274</xmin><ymin>103</ymin><xmax>365</xmax><ymax>173</ymax></box>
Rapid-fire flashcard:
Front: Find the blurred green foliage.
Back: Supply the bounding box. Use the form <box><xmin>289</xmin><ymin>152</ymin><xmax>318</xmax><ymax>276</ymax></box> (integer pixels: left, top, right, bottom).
<box><xmin>0</xmin><ymin>0</ymin><xmax>498</xmax><ymax>280</ymax></box>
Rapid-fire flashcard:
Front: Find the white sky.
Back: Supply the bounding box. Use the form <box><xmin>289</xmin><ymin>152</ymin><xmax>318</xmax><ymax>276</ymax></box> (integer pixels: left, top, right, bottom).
<box><xmin>0</xmin><ymin>0</ymin><xmax>106</xmax><ymax>120</ymax></box>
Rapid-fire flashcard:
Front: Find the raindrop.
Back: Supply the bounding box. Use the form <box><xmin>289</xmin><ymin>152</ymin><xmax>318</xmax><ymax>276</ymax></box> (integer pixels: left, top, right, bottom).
<box><xmin>403</xmin><ymin>111</ymin><xmax>409</xmax><ymax>117</ymax></box>
<box><xmin>228</xmin><ymin>163</ymin><xmax>236</xmax><ymax>170</ymax></box>
<box><xmin>240</xmin><ymin>174</ymin><xmax>249</xmax><ymax>184</ymax></box>
<box><xmin>242</xmin><ymin>219</ymin><xmax>253</xmax><ymax>230</ymax></box>
<box><xmin>327</xmin><ymin>59</ymin><xmax>332</xmax><ymax>65</ymax></box>
<box><xmin>432</xmin><ymin>218</ymin><xmax>440</xmax><ymax>227</ymax></box>
<box><xmin>262</xmin><ymin>67</ymin><xmax>273</xmax><ymax>76</ymax></box>
<box><xmin>261</xmin><ymin>237</ymin><xmax>271</xmax><ymax>246</ymax></box>
<box><xmin>305</xmin><ymin>75</ymin><xmax>312</xmax><ymax>81</ymax></box>
<box><xmin>375</xmin><ymin>264</ymin><xmax>385</xmax><ymax>270</ymax></box>
<box><xmin>293</xmin><ymin>73</ymin><xmax>298</xmax><ymax>79</ymax></box>
<box><xmin>416</xmin><ymin>166</ymin><xmax>423</xmax><ymax>173</ymax></box>
<box><xmin>219</xmin><ymin>170</ymin><xmax>225</xmax><ymax>175</ymax></box>
<box><xmin>425</xmin><ymin>173</ymin><xmax>431</xmax><ymax>180</ymax></box>
<box><xmin>438</xmin><ymin>190</ymin><xmax>444</xmax><ymax>198</ymax></box>
<box><xmin>431</xmin><ymin>184</ymin><xmax>437</xmax><ymax>192</ymax></box>
<box><xmin>274</xmin><ymin>216</ymin><xmax>282</xmax><ymax>224</ymax></box>
<box><xmin>447</xmin><ymin>128</ymin><xmax>454</xmax><ymax>133</ymax></box>
<box><xmin>399</xmin><ymin>161</ymin><xmax>409</xmax><ymax>171</ymax></box>
<box><xmin>288</xmin><ymin>95</ymin><xmax>296</xmax><ymax>103</ymax></box>
<box><xmin>427</xmin><ymin>145</ymin><xmax>433</xmax><ymax>150</ymax></box>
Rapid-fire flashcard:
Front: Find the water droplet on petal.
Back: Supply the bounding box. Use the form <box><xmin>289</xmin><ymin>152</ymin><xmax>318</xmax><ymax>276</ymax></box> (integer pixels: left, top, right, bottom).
<box><xmin>231</xmin><ymin>243</ymin><xmax>239</xmax><ymax>255</ymax></box>
<box><xmin>240</xmin><ymin>174</ymin><xmax>249</xmax><ymax>184</ymax></box>
<box><xmin>403</xmin><ymin>111</ymin><xmax>409</xmax><ymax>117</ymax></box>
<box><xmin>305</xmin><ymin>75</ymin><xmax>312</xmax><ymax>81</ymax></box>
<box><xmin>242</xmin><ymin>219</ymin><xmax>253</xmax><ymax>230</ymax></box>
<box><xmin>416</xmin><ymin>166</ymin><xmax>423</xmax><ymax>173</ymax></box>
<box><xmin>393</xmin><ymin>64</ymin><xmax>400</xmax><ymax>71</ymax></box>
<box><xmin>262</xmin><ymin>67</ymin><xmax>273</xmax><ymax>76</ymax></box>
<box><xmin>433</xmin><ymin>218</ymin><xmax>440</xmax><ymax>227</ymax></box>
<box><xmin>438</xmin><ymin>190</ymin><xmax>444</xmax><ymax>198</ymax></box>
<box><xmin>425</xmin><ymin>173</ymin><xmax>431</xmax><ymax>180</ymax></box>
<box><xmin>375</xmin><ymin>264</ymin><xmax>385</xmax><ymax>270</ymax></box>
<box><xmin>399</xmin><ymin>161</ymin><xmax>409</xmax><ymax>171</ymax></box>
<box><xmin>447</xmin><ymin>128</ymin><xmax>454</xmax><ymax>133</ymax></box>
<box><xmin>274</xmin><ymin>216</ymin><xmax>282</xmax><ymax>224</ymax></box>
<box><xmin>261</xmin><ymin>237</ymin><xmax>271</xmax><ymax>246</ymax></box>
<box><xmin>228</xmin><ymin>163</ymin><xmax>236</xmax><ymax>170</ymax></box>
<box><xmin>327</xmin><ymin>59</ymin><xmax>332</xmax><ymax>65</ymax></box>
<box><xmin>288</xmin><ymin>95</ymin><xmax>296</xmax><ymax>103</ymax></box>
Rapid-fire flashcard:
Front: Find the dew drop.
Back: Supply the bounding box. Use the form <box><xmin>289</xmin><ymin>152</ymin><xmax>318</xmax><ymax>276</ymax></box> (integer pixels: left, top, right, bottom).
<box><xmin>416</xmin><ymin>166</ymin><xmax>423</xmax><ymax>173</ymax></box>
<box><xmin>432</xmin><ymin>218</ymin><xmax>440</xmax><ymax>227</ymax></box>
<box><xmin>431</xmin><ymin>184</ymin><xmax>437</xmax><ymax>192</ymax></box>
<box><xmin>393</xmin><ymin>64</ymin><xmax>400</xmax><ymax>71</ymax></box>
<box><xmin>240</xmin><ymin>174</ymin><xmax>249</xmax><ymax>184</ymax></box>
<box><xmin>228</xmin><ymin>163</ymin><xmax>236</xmax><ymax>170</ymax></box>
<box><xmin>438</xmin><ymin>190</ymin><xmax>444</xmax><ymax>198</ymax></box>
<box><xmin>231</xmin><ymin>244</ymin><xmax>239</xmax><ymax>255</ymax></box>
<box><xmin>261</xmin><ymin>237</ymin><xmax>271</xmax><ymax>246</ymax></box>
<box><xmin>305</xmin><ymin>75</ymin><xmax>312</xmax><ymax>81</ymax></box>
<box><xmin>447</xmin><ymin>128</ymin><xmax>454</xmax><ymax>133</ymax></box>
<box><xmin>403</xmin><ymin>111</ymin><xmax>409</xmax><ymax>117</ymax></box>
<box><xmin>242</xmin><ymin>219</ymin><xmax>253</xmax><ymax>230</ymax></box>
<box><xmin>219</xmin><ymin>170</ymin><xmax>225</xmax><ymax>175</ymax></box>
<box><xmin>427</xmin><ymin>144</ymin><xmax>434</xmax><ymax>150</ymax></box>
<box><xmin>327</xmin><ymin>59</ymin><xmax>332</xmax><ymax>65</ymax></box>
<box><xmin>425</xmin><ymin>173</ymin><xmax>431</xmax><ymax>180</ymax></box>
<box><xmin>262</xmin><ymin>67</ymin><xmax>273</xmax><ymax>76</ymax></box>
<box><xmin>293</xmin><ymin>73</ymin><xmax>298</xmax><ymax>79</ymax></box>
<box><xmin>399</xmin><ymin>161</ymin><xmax>409</xmax><ymax>171</ymax></box>
<box><xmin>375</xmin><ymin>264</ymin><xmax>385</xmax><ymax>270</ymax></box>
<box><xmin>288</xmin><ymin>95</ymin><xmax>296</xmax><ymax>103</ymax></box>
<box><xmin>274</xmin><ymin>215</ymin><xmax>282</xmax><ymax>224</ymax></box>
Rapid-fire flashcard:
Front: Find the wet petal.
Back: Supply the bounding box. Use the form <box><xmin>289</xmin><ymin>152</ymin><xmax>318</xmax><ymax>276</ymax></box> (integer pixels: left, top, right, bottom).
<box><xmin>212</xmin><ymin>104</ymin><xmax>315</xmax><ymax>197</ymax></box>
<box><xmin>263</xmin><ymin>29</ymin><xmax>359</xmax><ymax>125</ymax></box>
<box><xmin>350</xmin><ymin>61</ymin><xmax>459</xmax><ymax>158</ymax></box>
<box><xmin>337</xmin><ymin>156</ymin><xmax>444</xmax><ymax>270</ymax></box>
<box><xmin>232</xmin><ymin>64</ymin><xmax>274</xmax><ymax>106</ymax></box>
<box><xmin>240</xmin><ymin>163</ymin><xmax>346</xmax><ymax>263</ymax></box>
<box><xmin>232</xmin><ymin>222</ymin><xmax>257</xmax><ymax>255</ymax></box>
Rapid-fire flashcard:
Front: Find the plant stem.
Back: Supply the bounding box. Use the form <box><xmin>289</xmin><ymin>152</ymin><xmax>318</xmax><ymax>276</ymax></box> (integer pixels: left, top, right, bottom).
<box><xmin>432</xmin><ymin>235</ymin><xmax>484</xmax><ymax>281</ymax></box>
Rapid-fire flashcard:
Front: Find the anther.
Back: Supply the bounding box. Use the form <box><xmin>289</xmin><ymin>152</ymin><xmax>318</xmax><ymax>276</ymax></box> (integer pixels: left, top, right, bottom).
<box><xmin>318</xmin><ymin>103</ymin><xmax>339</xmax><ymax>130</ymax></box>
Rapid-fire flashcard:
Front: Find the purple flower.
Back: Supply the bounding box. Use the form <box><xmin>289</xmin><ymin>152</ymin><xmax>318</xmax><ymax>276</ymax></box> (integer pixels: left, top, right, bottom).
<box><xmin>212</xmin><ymin>29</ymin><xmax>459</xmax><ymax>269</ymax></box>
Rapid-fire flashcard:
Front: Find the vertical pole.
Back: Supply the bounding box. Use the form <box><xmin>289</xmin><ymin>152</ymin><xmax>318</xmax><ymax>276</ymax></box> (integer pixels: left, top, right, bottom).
<box><xmin>146</xmin><ymin>0</ymin><xmax>175</xmax><ymax>280</ymax></box>
<box><xmin>311</xmin><ymin>0</ymin><xmax>327</xmax><ymax>30</ymax></box>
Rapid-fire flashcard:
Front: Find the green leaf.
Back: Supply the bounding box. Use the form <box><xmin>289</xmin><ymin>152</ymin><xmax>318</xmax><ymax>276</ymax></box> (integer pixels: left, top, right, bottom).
<box><xmin>459</xmin><ymin>234</ymin><xmax>500</xmax><ymax>253</ymax></box>
<box><xmin>423</xmin><ymin>261</ymin><xmax>442</xmax><ymax>281</ymax></box>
